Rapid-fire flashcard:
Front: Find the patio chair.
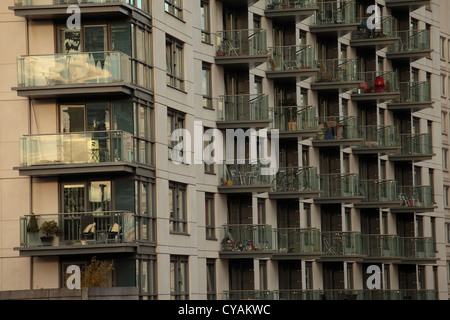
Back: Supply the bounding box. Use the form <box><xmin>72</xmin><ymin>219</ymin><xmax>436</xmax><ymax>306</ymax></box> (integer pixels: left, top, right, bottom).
<box><xmin>80</xmin><ymin>215</ymin><xmax>96</xmax><ymax>243</ymax></box>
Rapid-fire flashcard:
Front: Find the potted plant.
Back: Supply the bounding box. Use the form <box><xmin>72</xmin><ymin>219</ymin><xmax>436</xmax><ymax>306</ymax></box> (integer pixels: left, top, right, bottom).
<box><xmin>40</xmin><ymin>220</ymin><xmax>62</xmax><ymax>246</ymax></box>
<box><xmin>26</xmin><ymin>213</ymin><xmax>40</xmax><ymax>247</ymax></box>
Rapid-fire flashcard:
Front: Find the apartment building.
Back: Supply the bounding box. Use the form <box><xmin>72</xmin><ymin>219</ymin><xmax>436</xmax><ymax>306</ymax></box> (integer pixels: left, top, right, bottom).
<box><xmin>0</xmin><ymin>0</ymin><xmax>448</xmax><ymax>300</ymax></box>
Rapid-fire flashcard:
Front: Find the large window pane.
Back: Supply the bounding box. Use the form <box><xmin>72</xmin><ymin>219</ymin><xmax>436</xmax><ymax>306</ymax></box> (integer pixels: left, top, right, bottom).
<box><xmin>63</xmin><ymin>184</ymin><xmax>85</xmax><ymax>213</ymax></box>
<box><xmin>115</xmin><ymin>180</ymin><xmax>135</xmax><ymax>212</ymax></box>
<box><xmin>87</xmin><ymin>103</ymin><xmax>110</xmax><ymax>132</ymax></box>
<box><xmin>84</xmin><ymin>26</ymin><xmax>107</xmax><ymax>52</ymax></box>
<box><xmin>58</xmin><ymin>28</ymin><xmax>81</xmax><ymax>54</ymax></box>
<box><xmin>61</xmin><ymin>105</ymin><xmax>85</xmax><ymax>133</ymax></box>
<box><xmin>113</xmin><ymin>102</ymin><xmax>134</xmax><ymax>134</ymax></box>
<box><xmin>111</xmin><ymin>24</ymin><xmax>132</xmax><ymax>56</ymax></box>
<box><xmin>89</xmin><ymin>181</ymin><xmax>111</xmax><ymax>212</ymax></box>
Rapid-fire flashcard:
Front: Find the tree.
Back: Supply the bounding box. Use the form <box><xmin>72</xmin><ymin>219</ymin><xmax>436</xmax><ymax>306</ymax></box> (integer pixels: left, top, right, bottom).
<box><xmin>81</xmin><ymin>257</ymin><xmax>114</xmax><ymax>288</ymax></box>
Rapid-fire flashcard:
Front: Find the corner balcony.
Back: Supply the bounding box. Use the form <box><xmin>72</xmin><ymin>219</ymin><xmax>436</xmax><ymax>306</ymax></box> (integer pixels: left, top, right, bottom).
<box><xmin>387</xmin><ymin>81</ymin><xmax>433</xmax><ymax>112</ymax></box>
<box><xmin>14</xmin><ymin>52</ymin><xmax>142</xmax><ymax>99</ymax></box>
<box><xmin>315</xmin><ymin>173</ymin><xmax>364</xmax><ymax>204</ymax></box>
<box><xmin>267</xmin><ymin>45</ymin><xmax>318</xmax><ymax>79</ymax></box>
<box><xmin>215</xmin><ymin>29</ymin><xmax>269</xmax><ymax>67</ymax></box>
<box><xmin>15</xmin><ymin>130</ymin><xmax>136</xmax><ymax>177</ymax></box>
<box><xmin>273</xmin><ymin>228</ymin><xmax>321</xmax><ymax>259</ymax></box>
<box><xmin>270</xmin><ymin>106</ymin><xmax>319</xmax><ymax>138</ymax></box>
<box><xmin>391</xmin><ymin>186</ymin><xmax>435</xmax><ymax>213</ymax></box>
<box><xmin>353</xmin><ymin>125</ymin><xmax>401</xmax><ymax>155</ymax></box>
<box><xmin>350</xmin><ymin>17</ymin><xmax>399</xmax><ymax>48</ymax></box>
<box><xmin>218</xmin><ymin>162</ymin><xmax>272</xmax><ymax>194</ymax></box>
<box><xmin>387</xmin><ymin>30</ymin><xmax>432</xmax><ymax>62</ymax></box>
<box><xmin>10</xmin><ymin>0</ymin><xmax>151</xmax><ymax>23</ymax></box>
<box><xmin>311</xmin><ymin>59</ymin><xmax>359</xmax><ymax>91</ymax></box>
<box><xmin>388</xmin><ymin>133</ymin><xmax>434</xmax><ymax>162</ymax></box>
<box><xmin>385</xmin><ymin>0</ymin><xmax>431</xmax><ymax>10</ymax></box>
<box><xmin>217</xmin><ymin>94</ymin><xmax>270</xmax><ymax>129</ymax></box>
<box><xmin>313</xmin><ymin>116</ymin><xmax>362</xmax><ymax>148</ymax></box>
<box><xmin>220</xmin><ymin>224</ymin><xmax>275</xmax><ymax>258</ymax></box>
<box><xmin>16</xmin><ymin>211</ymin><xmax>139</xmax><ymax>257</ymax></box>
<box><xmin>265</xmin><ymin>0</ymin><xmax>319</xmax><ymax>22</ymax></box>
<box><xmin>351</xmin><ymin>71</ymin><xmax>400</xmax><ymax>102</ymax></box>
<box><xmin>309</xmin><ymin>1</ymin><xmax>360</xmax><ymax>34</ymax></box>
<box><xmin>269</xmin><ymin>167</ymin><xmax>320</xmax><ymax>199</ymax></box>
<box><xmin>355</xmin><ymin>180</ymin><xmax>401</xmax><ymax>209</ymax></box>
<box><xmin>320</xmin><ymin>232</ymin><xmax>363</xmax><ymax>260</ymax></box>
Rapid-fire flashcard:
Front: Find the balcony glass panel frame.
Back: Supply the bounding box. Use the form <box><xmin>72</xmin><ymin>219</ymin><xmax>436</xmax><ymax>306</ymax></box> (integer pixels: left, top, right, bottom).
<box><xmin>216</xmin><ymin>29</ymin><xmax>268</xmax><ymax>58</ymax></box>
<box><xmin>221</xmin><ymin>224</ymin><xmax>274</xmax><ymax>252</ymax></box>
<box><xmin>217</xmin><ymin>94</ymin><xmax>269</xmax><ymax>123</ymax></box>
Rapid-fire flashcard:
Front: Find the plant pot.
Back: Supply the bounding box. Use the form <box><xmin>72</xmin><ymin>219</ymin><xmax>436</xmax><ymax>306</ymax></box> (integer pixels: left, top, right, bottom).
<box><xmin>226</xmin><ymin>180</ymin><xmax>233</xmax><ymax>186</ymax></box>
<box><xmin>40</xmin><ymin>236</ymin><xmax>54</xmax><ymax>247</ymax></box>
<box><xmin>28</xmin><ymin>232</ymin><xmax>39</xmax><ymax>247</ymax></box>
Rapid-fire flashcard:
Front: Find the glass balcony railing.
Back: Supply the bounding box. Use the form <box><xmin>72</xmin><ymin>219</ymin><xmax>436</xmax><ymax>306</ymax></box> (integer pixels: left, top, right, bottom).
<box><xmin>273</xmin><ymin>289</ymin><xmax>437</xmax><ymax>300</ymax></box>
<box><xmin>357</xmin><ymin>125</ymin><xmax>400</xmax><ymax>151</ymax></box>
<box><xmin>19</xmin><ymin>131</ymin><xmax>134</xmax><ymax>167</ymax></box>
<box><xmin>272</xmin><ymin>167</ymin><xmax>319</xmax><ymax>193</ymax></box>
<box><xmin>17</xmin><ymin>52</ymin><xmax>132</xmax><ymax>88</ymax></box>
<box><xmin>351</xmin><ymin>17</ymin><xmax>396</xmax><ymax>41</ymax></box>
<box><xmin>311</xmin><ymin>1</ymin><xmax>358</xmax><ymax>27</ymax></box>
<box><xmin>387</xmin><ymin>29</ymin><xmax>431</xmax><ymax>54</ymax></box>
<box><xmin>397</xmin><ymin>186</ymin><xmax>434</xmax><ymax>208</ymax></box>
<box><xmin>275</xmin><ymin>228</ymin><xmax>321</xmax><ymax>254</ymax></box>
<box><xmin>315</xmin><ymin>59</ymin><xmax>358</xmax><ymax>83</ymax></box>
<box><xmin>353</xmin><ymin>71</ymin><xmax>398</xmax><ymax>95</ymax></box>
<box><xmin>223</xmin><ymin>291</ymin><xmax>275</xmax><ymax>300</ymax></box>
<box><xmin>14</xmin><ymin>0</ymin><xmax>151</xmax><ymax>12</ymax></box>
<box><xmin>217</xmin><ymin>94</ymin><xmax>269</xmax><ymax>123</ymax></box>
<box><xmin>221</xmin><ymin>225</ymin><xmax>274</xmax><ymax>252</ymax></box>
<box><xmin>359</xmin><ymin>180</ymin><xmax>399</xmax><ymax>204</ymax></box>
<box><xmin>395</xmin><ymin>133</ymin><xmax>433</xmax><ymax>157</ymax></box>
<box><xmin>393</xmin><ymin>81</ymin><xmax>431</xmax><ymax>104</ymax></box>
<box><xmin>266</xmin><ymin>0</ymin><xmax>317</xmax><ymax>10</ymax></box>
<box><xmin>216</xmin><ymin>29</ymin><xmax>267</xmax><ymax>57</ymax></box>
<box><xmin>268</xmin><ymin>45</ymin><xmax>316</xmax><ymax>72</ymax></box>
<box><xmin>319</xmin><ymin>173</ymin><xmax>360</xmax><ymax>199</ymax></box>
<box><xmin>399</xmin><ymin>237</ymin><xmax>436</xmax><ymax>259</ymax></box>
<box><xmin>270</xmin><ymin>106</ymin><xmax>318</xmax><ymax>133</ymax></box>
<box><xmin>219</xmin><ymin>162</ymin><xmax>271</xmax><ymax>187</ymax></box>
<box><xmin>315</xmin><ymin>116</ymin><xmax>360</xmax><ymax>142</ymax></box>
<box><xmin>20</xmin><ymin>211</ymin><xmax>136</xmax><ymax>247</ymax></box>
<box><xmin>321</xmin><ymin>232</ymin><xmax>362</xmax><ymax>256</ymax></box>
<box><xmin>362</xmin><ymin>234</ymin><xmax>401</xmax><ymax>257</ymax></box>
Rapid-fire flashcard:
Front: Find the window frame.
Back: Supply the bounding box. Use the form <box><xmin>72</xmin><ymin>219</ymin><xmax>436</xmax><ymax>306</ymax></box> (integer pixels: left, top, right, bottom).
<box><xmin>169</xmin><ymin>182</ymin><xmax>188</xmax><ymax>234</ymax></box>
<box><xmin>166</xmin><ymin>36</ymin><xmax>185</xmax><ymax>91</ymax></box>
<box><xmin>170</xmin><ymin>255</ymin><xmax>189</xmax><ymax>300</ymax></box>
<box><xmin>165</xmin><ymin>0</ymin><xmax>183</xmax><ymax>20</ymax></box>
<box><xmin>205</xmin><ymin>193</ymin><xmax>216</xmax><ymax>240</ymax></box>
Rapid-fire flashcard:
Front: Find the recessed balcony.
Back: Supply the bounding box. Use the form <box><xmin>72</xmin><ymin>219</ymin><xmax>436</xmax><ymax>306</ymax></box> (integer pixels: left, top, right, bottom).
<box><xmin>13</xmin><ymin>52</ymin><xmax>150</xmax><ymax>99</ymax></box>
<box><xmin>387</xmin><ymin>29</ymin><xmax>432</xmax><ymax>62</ymax></box>
<box><xmin>355</xmin><ymin>180</ymin><xmax>401</xmax><ymax>209</ymax></box>
<box><xmin>10</xmin><ymin>0</ymin><xmax>151</xmax><ymax>23</ymax></box>
<box><xmin>15</xmin><ymin>130</ymin><xmax>136</xmax><ymax>177</ymax></box>
<box><xmin>351</xmin><ymin>71</ymin><xmax>400</xmax><ymax>102</ymax></box>
<box><xmin>218</xmin><ymin>162</ymin><xmax>272</xmax><ymax>194</ymax></box>
<box><xmin>270</xmin><ymin>105</ymin><xmax>319</xmax><ymax>138</ymax></box>
<box><xmin>350</xmin><ymin>17</ymin><xmax>399</xmax><ymax>48</ymax></box>
<box><xmin>273</xmin><ymin>289</ymin><xmax>437</xmax><ymax>300</ymax></box>
<box><xmin>215</xmin><ymin>29</ymin><xmax>269</xmax><ymax>67</ymax></box>
<box><xmin>320</xmin><ymin>232</ymin><xmax>363</xmax><ymax>260</ymax></box>
<box><xmin>388</xmin><ymin>133</ymin><xmax>434</xmax><ymax>162</ymax></box>
<box><xmin>315</xmin><ymin>173</ymin><xmax>364</xmax><ymax>204</ymax></box>
<box><xmin>269</xmin><ymin>167</ymin><xmax>320</xmax><ymax>199</ymax></box>
<box><xmin>391</xmin><ymin>186</ymin><xmax>435</xmax><ymax>213</ymax></box>
<box><xmin>267</xmin><ymin>45</ymin><xmax>318</xmax><ymax>79</ymax></box>
<box><xmin>385</xmin><ymin>0</ymin><xmax>431</xmax><ymax>10</ymax></box>
<box><xmin>353</xmin><ymin>125</ymin><xmax>401</xmax><ymax>155</ymax></box>
<box><xmin>273</xmin><ymin>228</ymin><xmax>321</xmax><ymax>258</ymax></box>
<box><xmin>309</xmin><ymin>1</ymin><xmax>360</xmax><ymax>34</ymax></box>
<box><xmin>265</xmin><ymin>0</ymin><xmax>318</xmax><ymax>22</ymax></box>
<box><xmin>387</xmin><ymin>81</ymin><xmax>433</xmax><ymax>112</ymax></box>
<box><xmin>313</xmin><ymin>116</ymin><xmax>362</xmax><ymax>147</ymax></box>
<box><xmin>311</xmin><ymin>59</ymin><xmax>360</xmax><ymax>91</ymax></box>
<box><xmin>217</xmin><ymin>94</ymin><xmax>270</xmax><ymax>129</ymax></box>
<box><xmin>223</xmin><ymin>291</ymin><xmax>275</xmax><ymax>300</ymax></box>
<box><xmin>16</xmin><ymin>211</ymin><xmax>139</xmax><ymax>257</ymax></box>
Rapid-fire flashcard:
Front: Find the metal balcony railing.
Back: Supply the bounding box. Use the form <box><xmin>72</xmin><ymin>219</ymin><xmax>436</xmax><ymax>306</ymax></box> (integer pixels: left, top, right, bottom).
<box><xmin>217</xmin><ymin>94</ymin><xmax>269</xmax><ymax>122</ymax></box>
<box><xmin>216</xmin><ymin>29</ymin><xmax>268</xmax><ymax>57</ymax></box>
<box><xmin>270</xmin><ymin>105</ymin><xmax>318</xmax><ymax>133</ymax></box>
<box><xmin>268</xmin><ymin>45</ymin><xmax>316</xmax><ymax>71</ymax></box>
<box><xmin>221</xmin><ymin>224</ymin><xmax>274</xmax><ymax>252</ymax></box>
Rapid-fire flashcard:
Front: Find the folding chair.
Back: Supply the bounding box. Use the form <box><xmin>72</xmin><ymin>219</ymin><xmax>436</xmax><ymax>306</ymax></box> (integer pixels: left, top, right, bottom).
<box><xmin>80</xmin><ymin>215</ymin><xmax>96</xmax><ymax>243</ymax></box>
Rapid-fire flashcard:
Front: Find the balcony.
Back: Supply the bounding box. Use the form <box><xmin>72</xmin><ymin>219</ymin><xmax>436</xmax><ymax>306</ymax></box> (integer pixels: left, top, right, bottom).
<box><xmin>315</xmin><ymin>173</ymin><xmax>364</xmax><ymax>204</ymax></box>
<box><xmin>387</xmin><ymin>30</ymin><xmax>432</xmax><ymax>62</ymax></box>
<box><xmin>387</xmin><ymin>81</ymin><xmax>433</xmax><ymax>112</ymax></box>
<box><xmin>15</xmin><ymin>131</ymin><xmax>136</xmax><ymax>177</ymax></box>
<box><xmin>10</xmin><ymin>0</ymin><xmax>151</xmax><ymax>23</ymax></box>
<box><xmin>215</xmin><ymin>29</ymin><xmax>269</xmax><ymax>67</ymax></box>
<box><xmin>320</xmin><ymin>232</ymin><xmax>363</xmax><ymax>260</ymax></box>
<box><xmin>274</xmin><ymin>289</ymin><xmax>437</xmax><ymax>300</ymax></box>
<box><xmin>350</xmin><ymin>17</ymin><xmax>399</xmax><ymax>48</ymax></box>
<box><xmin>273</xmin><ymin>228</ymin><xmax>321</xmax><ymax>258</ymax></box>
<box><xmin>223</xmin><ymin>291</ymin><xmax>275</xmax><ymax>300</ymax></box>
<box><xmin>265</xmin><ymin>0</ymin><xmax>319</xmax><ymax>22</ymax></box>
<box><xmin>14</xmin><ymin>52</ymin><xmax>144</xmax><ymax>99</ymax></box>
<box><xmin>269</xmin><ymin>167</ymin><xmax>320</xmax><ymax>199</ymax></box>
<box><xmin>391</xmin><ymin>186</ymin><xmax>435</xmax><ymax>213</ymax></box>
<box><xmin>351</xmin><ymin>71</ymin><xmax>399</xmax><ymax>102</ymax></box>
<box><xmin>16</xmin><ymin>211</ymin><xmax>139</xmax><ymax>257</ymax></box>
<box><xmin>311</xmin><ymin>59</ymin><xmax>359</xmax><ymax>91</ymax></box>
<box><xmin>310</xmin><ymin>1</ymin><xmax>360</xmax><ymax>34</ymax></box>
<box><xmin>388</xmin><ymin>133</ymin><xmax>434</xmax><ymax>162</ymax></box>
<box><xmin>267</xmin><ymin>45</ymin><xmax>318</xmax><ymax>79</ymax></box>
<box><xmin>399</xmin><ymin>237</ymin><xmax>436</xmax><ymax>261</ymax></box>
<box><xmin>270</xmin><ymin>106</ymin><xmax>319</xmax><ymax>138</ymax></box>
<box><xmin>385</xmin><ymin>0</ymin><xmax>431</xmax><ymax>10</ymax></box>
<box><xmin>217</xmin><ymin>94</ymin><xmax>270</xmax><ymax>129</ymax></box>
<box><xmin>355</xmin><ymin>180</ymin><xmax>401</xmax><ymax>209</ymax></box>
<box><xmin>313</xmin><ymin>116</ymin><xmax>362</xmax><ymax>147</ymax></box>
<box><xmin>220</xmin><ymin>225</ymin><xmax>275</xmax><ymax>258</ymax></box>
<box><xmin>218</xmin><ymin>162</ymin><xmax>272</xmax><ymax>194</ymax></box>
<box><xmin>353</xmin><ymin>125</ymin><xmax>401</xmax><ymax>155</ymax></box>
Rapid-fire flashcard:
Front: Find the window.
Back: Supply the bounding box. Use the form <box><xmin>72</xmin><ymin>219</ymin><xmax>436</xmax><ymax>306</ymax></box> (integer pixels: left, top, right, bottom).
<box><xmin>445</xmin><ymin>186</ymin><xmax>450</xmax><ymax>207</ymax></box>
<box><xmin>169</xmin><ymin>182</ymin><xmax>187</xmax><ymax>234</ymax></box>
<box><xmin>170</xmin><ymin>256</ymin><xmax>189</xmax><ymax>300</ymax></box>
<box><xmin>166</xmin><ymin>37</ymin><xmax>184</xmax><ymax>90</ymax></box>
<box><xmin>165</xmin><ymin>0</ymin><xmax>183</xmax><ymax>19</ymax></box>
<box><xmin>447</xmin><ymin>223</ymin><xmax>450</xmax><ymax>243</ymax></box>
<box><xmin>137</xmin><ymin>181</ymin><xmax>157</xmax><ymax>242</ymax></box>
<box><xmin>429</xmin><ymin>168</ymin><xmax>435</xmax><ymax>203</ymax></box>
<box><xmin>140</xmin><ymin>257</ymin><xmax>158</xmax><ymax>300</ymax></box>
<box><xmin>444</xmin><ymin>149</ymin><xmax>448</xmax><ymax>170</ymax></box>
<box><xmin>200</xmin><ymin>1</ymin><xmax>211</xmax><ymax>43</ymax></box>
<box><xmin>259</xmin><ymin>261</ymin><xmax>268</xmax><ymax>290</ymax></box>
<box><xmin>442</xmin><ymin>112</ymin><xmax>448</xmax><ymax>134</ymax></box>
<box><xmin>205</xmin><ymin>193</ymin><xmax>215</xmax><ymax>239</ymax></box>
<box><xmin>441</xmin><ymin>37</ymin><xmax>447</xmax><ymax>60</ymax></box>
<box><xmin>202</xmin><ymin>63</ymin><xmax>212</xmax><ymax>109</ymax></box>
<box><xmin>167</xmin><ymin>109</ymin><xmax>186</xmax><ymax>160</ymax></box>
<box><xmin>206</xmin><ymin>259</ymin><xmax>216</xmax><ymax>300</ymax></box>
<box><xmin>442</xmin><ymin>74</ymin><xmax>447</xmax><ymax>96</ymax></box>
